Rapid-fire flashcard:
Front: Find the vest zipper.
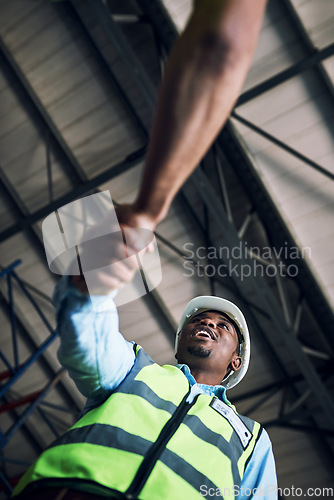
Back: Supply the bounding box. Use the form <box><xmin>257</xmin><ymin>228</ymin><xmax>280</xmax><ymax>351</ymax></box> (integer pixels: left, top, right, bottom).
<box><xmin>124</xmin><ymin>389</ymin><xmax>196</xmax><ymax>499</ymax></box>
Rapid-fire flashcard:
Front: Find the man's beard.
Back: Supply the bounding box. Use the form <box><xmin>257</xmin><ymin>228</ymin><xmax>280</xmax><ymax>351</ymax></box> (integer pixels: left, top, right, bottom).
<box><xmin>188</xmin><ymin>345</ymin><xmax>212</xmax><ymax>358</ymax></box>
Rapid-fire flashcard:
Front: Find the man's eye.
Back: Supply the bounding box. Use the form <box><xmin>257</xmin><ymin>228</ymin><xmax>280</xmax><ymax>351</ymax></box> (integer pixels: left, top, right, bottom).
<box><xmin>219</xmin><ymin>323</ymin><xmax>228</xmax><ymax>330</ymax></box>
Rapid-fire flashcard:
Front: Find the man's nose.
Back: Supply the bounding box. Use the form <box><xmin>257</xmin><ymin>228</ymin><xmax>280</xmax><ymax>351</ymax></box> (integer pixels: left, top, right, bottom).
<box><xmin>200</xmin><ymin>318</ymin><xmax>216</xmax><ymax>328</ymax></box>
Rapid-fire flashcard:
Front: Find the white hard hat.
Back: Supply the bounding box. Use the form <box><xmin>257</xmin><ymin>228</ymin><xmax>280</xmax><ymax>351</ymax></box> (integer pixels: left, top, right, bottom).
<box><xmin>176</xmin><ymin>296</ymin><xmax>250</xmax><ymax>390</ymax></box>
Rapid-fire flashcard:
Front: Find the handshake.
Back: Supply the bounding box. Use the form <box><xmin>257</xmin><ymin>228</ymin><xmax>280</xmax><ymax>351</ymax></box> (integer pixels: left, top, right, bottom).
<box><xmin>42</xmin><ymin>191</ymin><xmax>162</xmax><ymax>308</ymax></box>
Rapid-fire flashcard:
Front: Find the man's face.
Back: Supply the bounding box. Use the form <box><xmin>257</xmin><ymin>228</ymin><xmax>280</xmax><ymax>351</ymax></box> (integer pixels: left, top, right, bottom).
<box><xmin>175</xmin><ymin>310</ymin><xmax>242</xmax><ymax>385</ymax></box>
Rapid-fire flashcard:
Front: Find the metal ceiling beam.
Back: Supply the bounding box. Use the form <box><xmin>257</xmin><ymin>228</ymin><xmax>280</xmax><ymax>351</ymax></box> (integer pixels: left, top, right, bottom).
<box><xmin>0</xmin><ymin>0</ymin><xmax>152</xmax><ymax>248</ymax></box>
<box><xmin>277</xmin><ymin>0</ymin><xmax>334</xmax><ymax>102</ymax></box>
<box><xmin>178</xmin><ymin>189</ymin><xmax>287</xmax><ymax>371</ymax></box>
<box><xmin>191</xmin><ymin>166</ymin><xmax>334</xmax><ymax>426</ymax></box>
<box><xmin>0</xmin><ymin>146</ymin><xmax>146</xmax><ymax>243</ymax></box>
<box><xmin>0</xmin><ymin>172</ymin><xmax>83</xmax><ymax>434</ymax></box>
<box><xmin>0</xmin><ymin>166</ymin><xmax>46</xmax><ymax>263</ymax></box>
<box><xmin>0</xmin><ymin>3</ymin><xmax>175</xmax><ymax>413</ymax></box>
<box><xmin>0</xmin><ymin>287</ymin><xmax>80</xmax><ymax>415</ymax></box>
<box><xmin>85</xmin><ymin>0</ymin><xmax>157</xmax><ymax>113</ymax></box>
<box><xmin>237</xmin><ymin>42</ymin><xmax>334</xmax><ymax>106</ymax></box>
<box><xmin>263</xmin><ymin>420</ymin><xmax>334</xmax><ymax>438</ymax></box>
<box><xmin>141</xmin><ymin>291</ymin><xmax>177</xmax><ymax>346</ymax></box>
<box><xmin>59</xmin><ymin>1</ymin><xmax>148</xmax><ymax>140</ymax></box>
<box><xmin>231</xmin><ymin>112</ymin><xmax>334</xmax><ymax>181</ymax></box>
<box><xmin>0</xmin><ymin>37</ymin><xmax>86</xmax><ymax>186</ymax></box>
<box><xmin>0</xmin><ymin>390</ymin><xmax>44</xmax><ymax>413</ymax></box>
<box><xmin>217</xmin><ymin>123</ymin><xmax>334</xmax><ymax>346</ymax></box>
<box><xmin>0</xmin><ymin>393</ymin><xmax>44</xmax><ymax>456</ymax></box>
<box><xmin>0</xmin><ymin>1</ymin><xmax>150</xmax><ymax>245</ymax></box>
<box><xmin>178</xmin><ymin>189</ymin><xmax>271</xmax><ymax>321</ymax></box>
<box><xmin>233</xmin><ymin>361</ymin><xmax>333</xmax><ymax>405</ymax></box>
<box><xmin>3</xmin><ymin>371</ymin><xmax>65</xmax><ymax>447</ymax></box>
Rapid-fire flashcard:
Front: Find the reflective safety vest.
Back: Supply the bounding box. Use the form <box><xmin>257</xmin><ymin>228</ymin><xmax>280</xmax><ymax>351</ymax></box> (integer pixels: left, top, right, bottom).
<box><xmin>13</xmin><ymin>347</ymin><xmax>262</xmax><ymax>500</ymax></box>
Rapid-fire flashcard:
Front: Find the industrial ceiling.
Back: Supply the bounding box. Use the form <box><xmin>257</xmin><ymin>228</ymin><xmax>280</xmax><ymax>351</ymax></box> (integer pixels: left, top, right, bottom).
<box><xmin>0</xmin><ymin>0</ymin><xmax>333</xmax><ymax>498</ymax></box>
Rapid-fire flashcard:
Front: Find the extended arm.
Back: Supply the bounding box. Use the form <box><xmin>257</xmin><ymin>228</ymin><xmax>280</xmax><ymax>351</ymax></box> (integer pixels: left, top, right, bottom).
<box><xmin>71</xmin><ymin>0</ymin><xmax>267</xmax><ymax>295</ymax></box>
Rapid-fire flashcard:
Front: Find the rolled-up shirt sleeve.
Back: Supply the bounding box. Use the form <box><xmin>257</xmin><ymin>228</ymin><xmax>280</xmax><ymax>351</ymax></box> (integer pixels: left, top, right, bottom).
<box><xmin>53</xmin><ymin>277</ymin><xmax>135</xmax><ymax>400</ymax></box>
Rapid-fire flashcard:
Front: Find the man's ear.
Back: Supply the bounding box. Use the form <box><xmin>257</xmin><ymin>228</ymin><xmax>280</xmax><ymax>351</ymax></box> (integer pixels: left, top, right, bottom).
<box><xmin>230</xmin><ymin>355</ymin><xmax>242</xmax><ymax>372</ymax></box>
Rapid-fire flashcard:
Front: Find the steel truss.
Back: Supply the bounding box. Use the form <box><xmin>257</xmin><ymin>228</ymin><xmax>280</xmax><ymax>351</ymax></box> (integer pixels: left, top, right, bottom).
<box><xmin>0</xmin><ymin>261</ymin><xmax>81</xmax><ymax>495</ymax></box>
<box><xmin>231</xmin><ymin>112</ymin><xmax>334</xmax><ymax>181</ymax></box>
<box><xmin>0</xmin><ymin>1</ymin><xmax>174</xmax><ymax>347</ymax></box>
<box><xmin>0</xmin><ymin>2</ymin><xmax>177</xmax><ymax>488</ymax></box>
<box><xmin>237</xmin><ymin>41</ymin><xmax>334</xmax><ymax>106</ymax></box>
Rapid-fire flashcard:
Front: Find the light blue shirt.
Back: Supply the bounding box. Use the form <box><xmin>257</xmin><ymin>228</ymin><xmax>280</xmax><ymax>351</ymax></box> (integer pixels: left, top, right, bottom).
<box><xmin>54</xmin><ymin>277</ymin><xmax>278</xmax><ymax>499</ymax></box>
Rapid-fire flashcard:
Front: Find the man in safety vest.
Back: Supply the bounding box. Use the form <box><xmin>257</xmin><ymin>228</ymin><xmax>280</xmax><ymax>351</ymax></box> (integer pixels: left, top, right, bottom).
<box><xmin>14</xmin><ymin>287</ymin><xmax>277</xmax><ymax>499</ymax></box>
<box><xmin>13</xmin><ymin>0</ymin><xmax>277</xmax><ymax>497</ymax></box>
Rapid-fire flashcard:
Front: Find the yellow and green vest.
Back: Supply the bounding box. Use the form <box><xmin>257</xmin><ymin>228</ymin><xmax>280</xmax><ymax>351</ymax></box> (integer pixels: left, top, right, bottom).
<box><xmin>13</xmin><ymin>347</ymin><xmax>262</xmax><ymax>499</ymax></box>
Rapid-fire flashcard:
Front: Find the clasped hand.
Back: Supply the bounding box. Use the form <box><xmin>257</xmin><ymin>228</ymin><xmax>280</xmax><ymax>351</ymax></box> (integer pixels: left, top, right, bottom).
<box><xmin>71</xmin><ymin>204</ymin><xmax>156</xmax><ymax>295</ymax></box>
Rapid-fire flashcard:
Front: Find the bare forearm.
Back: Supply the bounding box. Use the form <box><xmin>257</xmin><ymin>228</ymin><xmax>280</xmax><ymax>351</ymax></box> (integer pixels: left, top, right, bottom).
<box><xmin>70</xmin><ymin>0</ymin><xmax>266</xmax><ymax>294</ymax></box>
<box><xmin>134</xmin><ymin>0</ymin><xmax>267</xmax><ymax>223</ymax></box>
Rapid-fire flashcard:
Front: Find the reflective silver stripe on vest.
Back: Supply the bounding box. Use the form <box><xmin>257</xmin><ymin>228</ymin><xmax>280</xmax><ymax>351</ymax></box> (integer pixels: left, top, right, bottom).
<box><xmin>117</xmin><ymin>380</ymin><xmax>177</xmax><ymax>416</ymax></box>
<box><xmin>159</xmin><ymin>447</ymin><xmax>223</xmax><ymax>499</ymax></box>
<box><xmin>48</xmin><ymin>424</ymin><xmax>222</xmax><ymax>499</ymax></box>
<box><xmin>82</xmin><ymin>350</ymin><xmax>180</xmax><ymax>418</ymax></box>
<box><xmin>48</xmin><ymin>424</ymin><xmax>151</xmax><ymax>458</ymax></box>
<box><xmin>113</xmin><ymin>350</ymin><xmax>181</xmax><ymax>415</ymax></box>
<box><xmin>183</xmin><ymin>413</ymin><xmax>242</xmax><ymax>487</ymax></box>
